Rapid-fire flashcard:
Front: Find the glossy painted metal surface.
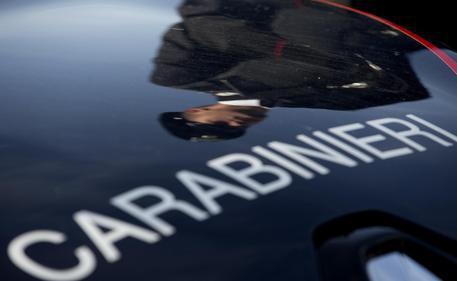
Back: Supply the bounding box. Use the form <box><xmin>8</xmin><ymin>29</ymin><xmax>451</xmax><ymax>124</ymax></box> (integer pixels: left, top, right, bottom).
<box><xmin>1</xmin><ymin>1</ymin><xmax>456</xmax><ymax>280</ymax></box>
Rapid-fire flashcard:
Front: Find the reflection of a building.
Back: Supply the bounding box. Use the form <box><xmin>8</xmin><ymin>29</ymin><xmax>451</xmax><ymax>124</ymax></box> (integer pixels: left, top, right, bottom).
<box><xmin>151</xmin><ymin>0</ymin><xmax>429</xmax><ymax>141</ymax></box>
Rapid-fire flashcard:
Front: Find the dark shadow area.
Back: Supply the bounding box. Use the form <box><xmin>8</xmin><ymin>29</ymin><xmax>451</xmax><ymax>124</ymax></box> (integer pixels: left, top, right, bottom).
<box><xmin>313</xmin><ymin>211</ymin><xmax>457</xmax><ymax>281</ymax></box>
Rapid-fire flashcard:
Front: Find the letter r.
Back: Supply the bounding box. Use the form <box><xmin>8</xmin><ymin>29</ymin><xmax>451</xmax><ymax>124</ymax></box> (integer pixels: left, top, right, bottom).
<box><xmin>208</xmin><ymin>153</ymin><xmax>292</xmax><ymax>195</ymax></box>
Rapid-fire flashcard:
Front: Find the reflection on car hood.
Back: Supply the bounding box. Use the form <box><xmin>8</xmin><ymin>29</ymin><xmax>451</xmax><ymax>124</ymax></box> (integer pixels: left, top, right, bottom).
<box><xmin>1</xmin><ymin>1</ymin><xmax>457</xmax><ymax>281</ymax></box>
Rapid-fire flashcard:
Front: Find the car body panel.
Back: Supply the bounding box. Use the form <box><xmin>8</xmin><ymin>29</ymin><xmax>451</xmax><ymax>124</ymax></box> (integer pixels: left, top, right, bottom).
<box><xmin>1</xmin><ymin>1</ymin><xmax>456</xmax><ymax>280</ymax></box>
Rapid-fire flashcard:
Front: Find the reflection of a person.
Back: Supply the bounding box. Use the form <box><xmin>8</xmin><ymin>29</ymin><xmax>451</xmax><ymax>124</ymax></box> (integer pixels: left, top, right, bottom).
<box><xmin>152</xmin><ymin>0</ymin><xmax>429</xmax><ymax>141</ymax></box>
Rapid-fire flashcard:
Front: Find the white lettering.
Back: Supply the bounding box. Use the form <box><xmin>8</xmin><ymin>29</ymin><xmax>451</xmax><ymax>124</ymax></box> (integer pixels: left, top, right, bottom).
<box><xmin>177</xmin><ymin>171</ymin><xmax>257</xmax><ymax>215</ymax></box>
<box><xmin>208</xmin><ymin>153</ymin><xmax>292</xmax><ymax>194</ymax></box>
<box><xmin>74</xmin><ymin>211</ymin><xmax>159</xmax><ymax>263</ymax></box>
<box><xmin>111</xmin><ymin>186</ymin><xmax>208</xmax><ymax>236</ymax></box>
<box><xmin>313</xmin><ymin>131</ymin><xmax>374</xmax><ymax>163</ymax></box>
<box><xmin>329</xmin><ymin>123</ymin><xmax>413</xmax><ymax>159</ymax></box>
<box><xmin>252</xmin><ymin>146</ymin><xmax>315</xmax><ymax>179</ymax></box>
<box><xmin>7</xmin><ymin>230</ymin><xmax>96</xmax><ymax>281</ymax></box>
<box><xmin>407</xmin><ymin>114</ymin><xmax>457</xmax><ymax>143</ymax></box>
<box><xmin>268</xmin><ymin>135</ymin><xmax>357</xmax><ymax>175</ymax></box>
<box><xmin>368</xmin><ymin>118</ymin><xmax>452</xmax><ymax>151</ymax></box>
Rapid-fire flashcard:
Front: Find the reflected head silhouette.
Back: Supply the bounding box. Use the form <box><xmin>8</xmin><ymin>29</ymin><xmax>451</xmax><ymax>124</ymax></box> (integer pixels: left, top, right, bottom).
<box><xmin>160</xmin><ymin>111</ymin><xmax>246</xmax><ymax>141</ymax></box>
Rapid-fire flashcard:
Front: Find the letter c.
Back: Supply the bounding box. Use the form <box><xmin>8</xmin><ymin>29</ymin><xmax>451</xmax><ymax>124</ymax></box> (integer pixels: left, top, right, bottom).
<box><xmin>7</xmin><ymin>230</ymin><xmax>96</xmax><ymax>281</ymax></box>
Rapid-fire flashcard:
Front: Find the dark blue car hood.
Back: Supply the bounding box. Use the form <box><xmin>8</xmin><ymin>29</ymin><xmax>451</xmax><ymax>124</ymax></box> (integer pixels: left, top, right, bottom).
<box><xmin>1</xmin><ymin>1</ymin><xmax>456</xmax><ymax>281</ymax></box>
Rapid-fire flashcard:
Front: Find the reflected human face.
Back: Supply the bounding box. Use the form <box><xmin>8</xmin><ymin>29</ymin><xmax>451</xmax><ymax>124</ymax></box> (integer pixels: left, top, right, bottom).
<box><xmin>183</xmin><ymin>104</ymin><xmax>268</xmax><ymax>127</ymax></box>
